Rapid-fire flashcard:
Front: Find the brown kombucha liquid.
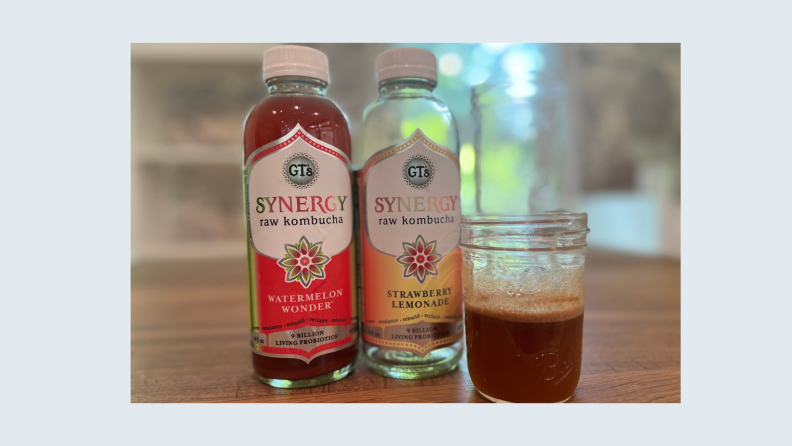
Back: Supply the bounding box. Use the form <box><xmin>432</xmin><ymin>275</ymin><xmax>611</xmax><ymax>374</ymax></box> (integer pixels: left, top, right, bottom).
<box><xmin>465</xmin><ymin>296</ymin><xmax>583</xmax><ymax>403</ymax></box>
<box><xmin>245</xmin><ymin>82</ymin><xmax>358</xmax><ymax>382</ymax></box>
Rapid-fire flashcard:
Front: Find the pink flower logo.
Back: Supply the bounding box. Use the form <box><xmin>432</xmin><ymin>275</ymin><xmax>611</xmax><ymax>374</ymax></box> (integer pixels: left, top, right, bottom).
<box><xmin>277</xmin><ymin>236</ymin><xmax>330</xmax><ymax>288</ymax></box>
<box><xmin>396</xmin><ymin>235</ymin><xmax>443</xmax><ymax>284</ymax></box>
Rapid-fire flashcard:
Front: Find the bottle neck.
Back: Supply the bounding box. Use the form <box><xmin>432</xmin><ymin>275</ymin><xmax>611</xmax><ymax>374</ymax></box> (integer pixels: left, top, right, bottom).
<box><xmin>266</xmin><ymin>76</ymin><xmax>328</xmax><ymax>96</ymax></box>
<box><xmin>378</xmin><ymin>77</ymin><xmax>437</xmax><ymax>98</ymax></box>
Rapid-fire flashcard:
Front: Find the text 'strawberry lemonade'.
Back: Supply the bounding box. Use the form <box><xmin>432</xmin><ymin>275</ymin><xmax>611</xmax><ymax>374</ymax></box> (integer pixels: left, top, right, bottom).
<box><xmin>243</xmin><ymin>46</ymin><xmax>357</xmax><ymax>388</ymax></box>
<box><xmin>355</xmin><ymin>48</ymin><xmax>463</xmax><ymax>379</ymax></box>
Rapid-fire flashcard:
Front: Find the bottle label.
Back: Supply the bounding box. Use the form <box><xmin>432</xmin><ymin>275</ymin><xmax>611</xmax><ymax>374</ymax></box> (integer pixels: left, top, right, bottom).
<box><xmin>358</xmin><ymin>130</ymin><xmax>463</xmax><ymax>356</ymax></box>
<box><xmin>245</xmin><ymin>124</ymin><xmax>357</xmax><ymax>363</ymax></box>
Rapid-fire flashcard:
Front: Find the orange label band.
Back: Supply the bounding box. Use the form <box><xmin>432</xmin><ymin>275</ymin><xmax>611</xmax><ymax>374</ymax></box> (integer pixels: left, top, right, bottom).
<box><xmin>358</xmin><ymin>130</ymin><xmax>463</xmax><ymax>356</ymax></box>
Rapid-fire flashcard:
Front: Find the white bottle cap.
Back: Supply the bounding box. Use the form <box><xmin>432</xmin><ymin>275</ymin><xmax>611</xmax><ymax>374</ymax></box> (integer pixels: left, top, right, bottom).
<box><xmin>376</xmin><ymin>48</ymin><xmax>438</xmax><ymax>83</ymax></box>
<box><xmin>263</xmin><ymin>45</ymin><xmax>329</xmax><ymax>83</ymax></box>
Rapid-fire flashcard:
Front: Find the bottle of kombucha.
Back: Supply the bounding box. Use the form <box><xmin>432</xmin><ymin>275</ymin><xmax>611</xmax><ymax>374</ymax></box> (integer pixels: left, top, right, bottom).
<box><xmin>355</xmin><ymin>48</ymin><xmax>463</xmax><ymax>379</ymax></box>
<box><xmin>243</xmin><ymin>45</ymin><xmax>357</xmax><ymax>388</ymax></box>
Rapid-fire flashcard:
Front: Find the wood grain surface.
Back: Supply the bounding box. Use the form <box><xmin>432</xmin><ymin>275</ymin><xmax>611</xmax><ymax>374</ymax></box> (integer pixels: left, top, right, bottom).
<box><xmin>131</xmin><ymin>250</ymin><xmax>680</xmax><ymax>403</ymax></box>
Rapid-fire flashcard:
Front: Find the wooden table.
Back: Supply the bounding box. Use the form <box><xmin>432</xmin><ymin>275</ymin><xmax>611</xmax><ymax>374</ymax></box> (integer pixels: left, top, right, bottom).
<box><xmin>131</xmin><ymin>250</ymin><xmax>680</xmax><ymax>403</ymax></box>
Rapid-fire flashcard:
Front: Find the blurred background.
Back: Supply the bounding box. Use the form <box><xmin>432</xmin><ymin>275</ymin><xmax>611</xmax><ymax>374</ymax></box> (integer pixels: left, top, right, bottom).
<box><xmin>131</xmin><ymin>43</ymin><xmax>680</xmax><ymax>264</ymax></box>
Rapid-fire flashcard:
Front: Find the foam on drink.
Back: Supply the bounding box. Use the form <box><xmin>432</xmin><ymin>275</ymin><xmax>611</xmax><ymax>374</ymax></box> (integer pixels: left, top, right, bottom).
<box><xmin>463</xmin><ymin>261</ymin><xmax>584</xmax><ymax>323</ymax></box>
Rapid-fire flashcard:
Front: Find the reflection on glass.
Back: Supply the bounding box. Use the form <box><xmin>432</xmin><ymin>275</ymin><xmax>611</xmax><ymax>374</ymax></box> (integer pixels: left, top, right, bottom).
<box><xmin>471</xmin><ymin>44</ymin><xmax>568</xmax><ymax>215</ymax></box>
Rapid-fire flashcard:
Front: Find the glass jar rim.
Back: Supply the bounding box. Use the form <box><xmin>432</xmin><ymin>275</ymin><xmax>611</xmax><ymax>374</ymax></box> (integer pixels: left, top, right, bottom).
<box><xmin>462</xmin><ymin>212</ymin><xmax>587</xmax><ymax>227</ymax></box>
<box><xmin>460</xmin><ymin>212</ymin><xmax>589</xmax><ymax>252</ymax></box>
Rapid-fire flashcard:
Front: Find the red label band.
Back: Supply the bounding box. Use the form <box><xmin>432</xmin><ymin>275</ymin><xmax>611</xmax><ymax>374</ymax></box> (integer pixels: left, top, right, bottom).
<box><xmin>246</xmin><ymin>125</ymin><xmax>357</xmax><ymax>363</ymax></box>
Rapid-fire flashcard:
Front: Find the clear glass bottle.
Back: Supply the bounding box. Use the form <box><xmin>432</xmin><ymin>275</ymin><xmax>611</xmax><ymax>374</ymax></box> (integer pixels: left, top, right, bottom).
<box><xmin>471</xmin><ymin>44</ymin><xmax>571</xmax><ymax>214</ymax></box>
<box><xmin>355</xmin><ymin>48</ymin><xmax>463</xmax><ymax>379</ymax></box>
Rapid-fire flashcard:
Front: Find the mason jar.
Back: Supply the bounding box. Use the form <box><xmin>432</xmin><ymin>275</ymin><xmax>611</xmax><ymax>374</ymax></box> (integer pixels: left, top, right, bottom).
<box><xmin>460</xmin><ymin>212</ymin><xmax>589</xmax><ymax>403</ymax></box>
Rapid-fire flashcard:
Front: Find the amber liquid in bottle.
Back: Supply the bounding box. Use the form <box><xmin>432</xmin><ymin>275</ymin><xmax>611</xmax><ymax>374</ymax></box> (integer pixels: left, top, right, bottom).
<box><xmin>244</xmin><ymin>75</ymin><xmax>358</xmax><ymax>384</ymax></box>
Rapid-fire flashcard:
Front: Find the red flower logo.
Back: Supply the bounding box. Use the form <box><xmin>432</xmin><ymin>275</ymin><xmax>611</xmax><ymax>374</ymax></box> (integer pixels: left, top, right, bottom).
<box><xmin>396</xmin><ymin>235</ymin><xmax>443</xmax><ymax>284</ymax></box>
<box><xmin>277</xmin><ymin>236</ymin><xmax>330</xmax><ymax>288</ymax></box>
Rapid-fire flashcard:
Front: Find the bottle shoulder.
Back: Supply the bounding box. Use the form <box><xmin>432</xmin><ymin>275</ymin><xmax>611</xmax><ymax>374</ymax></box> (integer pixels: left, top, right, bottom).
<box><xmin>355</xmin><ymin>96</ymin><xmax>459</xmax><ymax>169</ymax></box>
<box><xmin>363</xmin><ymin>95</ymin><xmax>452</xmax><ymax>121</ymax></box>
<box><xmin>248</xmin><ymin>94</ymin><xmax>345</xmax><ymax>121</ymax></box>
<box><xmin>244</xmin><ymin>93</ymin><xmax>351</xmax><ymax>156</ymax></box>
